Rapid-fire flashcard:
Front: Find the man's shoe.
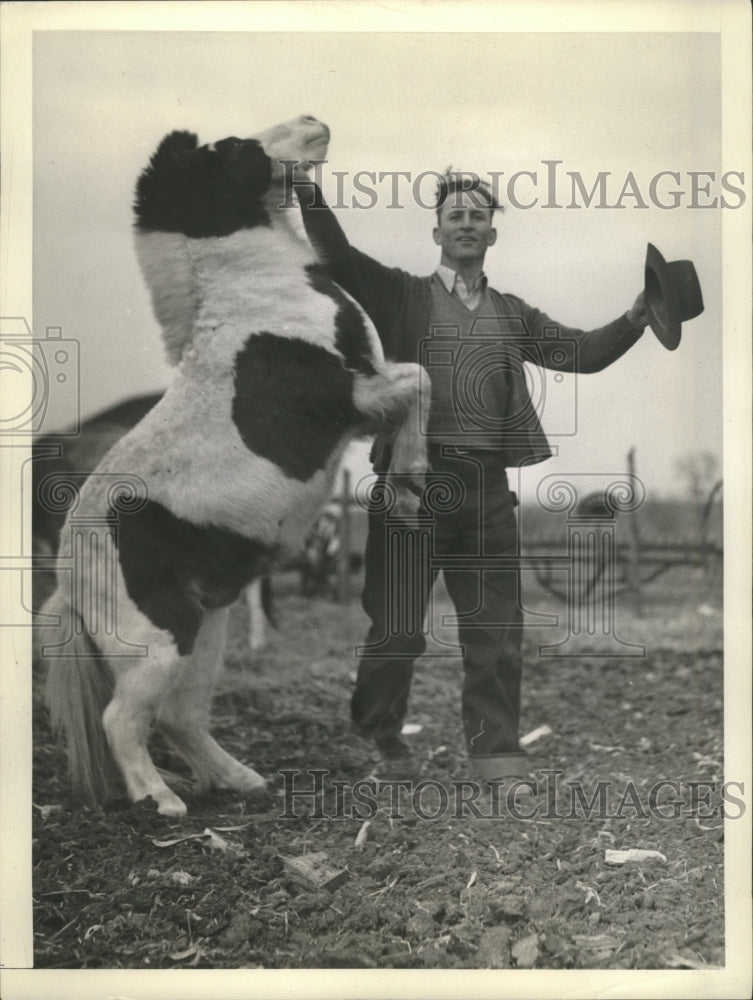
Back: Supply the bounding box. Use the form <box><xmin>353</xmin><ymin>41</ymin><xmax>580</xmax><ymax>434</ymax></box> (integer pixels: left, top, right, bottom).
<box><xmin>373</xmin><ymin>736</ymin><xmax>422</xmax><ymax>781</ymax></box>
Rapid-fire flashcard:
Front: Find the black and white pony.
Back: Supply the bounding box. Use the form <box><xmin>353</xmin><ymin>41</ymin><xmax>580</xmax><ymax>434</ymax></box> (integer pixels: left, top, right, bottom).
<box><xmin>41</xmin><ymin>115</ymin><xmax>429</xmax><ymax>816</ymax></box>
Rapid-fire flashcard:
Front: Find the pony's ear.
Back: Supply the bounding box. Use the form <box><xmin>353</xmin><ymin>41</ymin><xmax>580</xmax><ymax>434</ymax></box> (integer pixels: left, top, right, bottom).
<box><xmin>134</xmin><ymin>132</ymin><xmax>202</xmax><ymax>231</ymax></box>
<box><xmin>156</xmin><ymin>130</ymin><xmax>199</xmax><ymax>153</ymax></box>
<box><xmin>151</xmin><ymin>131</ymin><xmax>200</xmax><ymax>168</ymax></box>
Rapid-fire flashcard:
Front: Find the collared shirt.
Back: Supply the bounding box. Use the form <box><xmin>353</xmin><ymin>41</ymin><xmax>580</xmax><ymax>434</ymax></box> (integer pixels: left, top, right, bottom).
<box><xmin>435</xmin><ymin>264</ymin><xmax>488</xmax><ymax>312</ymax></box>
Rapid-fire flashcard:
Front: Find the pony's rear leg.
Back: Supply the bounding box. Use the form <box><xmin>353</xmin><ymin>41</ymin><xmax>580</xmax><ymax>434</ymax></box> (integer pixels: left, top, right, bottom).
<box><xmin>102</xmin><ymin>648</ymin><xmax>188</xmax><ymax>817</ymax></box>
<box><xmin>158</xmin><ymin>607</ymin><xmax>269</xmax><ymax>804</ymax></box>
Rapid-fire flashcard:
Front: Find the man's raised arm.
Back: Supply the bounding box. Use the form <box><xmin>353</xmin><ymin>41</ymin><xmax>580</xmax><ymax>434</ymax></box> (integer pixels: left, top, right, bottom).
<box><xmin>293</xmin><ymin>177</ymin><xmax>355</xmax><ymax>288</ymax></box>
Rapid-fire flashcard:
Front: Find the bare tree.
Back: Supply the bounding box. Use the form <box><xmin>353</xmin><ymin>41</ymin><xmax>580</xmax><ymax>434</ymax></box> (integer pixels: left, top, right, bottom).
<box><xmin>674</xmin><ymin>451</ymin><xmax>720</xmax><ymax>506</ymax></box>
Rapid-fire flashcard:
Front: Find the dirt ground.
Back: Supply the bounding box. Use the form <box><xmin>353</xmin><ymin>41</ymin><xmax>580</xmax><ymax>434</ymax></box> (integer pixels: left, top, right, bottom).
<box><xmin>32</xmin><ymin>563</ymin><xmax>727</xmax><ymax>972</ymax></box>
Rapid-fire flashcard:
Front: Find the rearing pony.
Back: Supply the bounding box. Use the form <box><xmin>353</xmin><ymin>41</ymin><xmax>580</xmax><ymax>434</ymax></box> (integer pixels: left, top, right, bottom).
<box><xmin>41</xmin><ymin>115</ymin><xmax>429</xmax><ymax>816</ymax></box>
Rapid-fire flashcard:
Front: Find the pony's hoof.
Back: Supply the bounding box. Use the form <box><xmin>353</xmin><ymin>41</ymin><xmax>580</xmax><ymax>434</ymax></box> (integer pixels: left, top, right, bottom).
<box><xmin>216</xmin><ymin>766</ymin><xmax>271</xmax><ymax>808</ymax></box>
<box><xmin>153</xmin><ymin>792</ymin><xmax>188</xmax><ymax>817</ymax></box>
<box><xmin>245</xmin><ymin>784</ymin><xmax>273</xmax><ymax>810</ymax></box>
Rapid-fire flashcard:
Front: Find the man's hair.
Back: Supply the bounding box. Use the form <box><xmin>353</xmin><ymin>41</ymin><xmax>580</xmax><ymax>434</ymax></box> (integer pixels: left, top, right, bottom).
<box><xmin>435</xmin><ymin>168</ymin><xmax>500</xmax><ymax>222</ymax></box>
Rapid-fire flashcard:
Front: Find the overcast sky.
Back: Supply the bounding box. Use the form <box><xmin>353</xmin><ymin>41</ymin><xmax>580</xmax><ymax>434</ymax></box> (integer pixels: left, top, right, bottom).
<box><xmin>29</xmin><ymin>22</ymin><xmax>733</xmax><ymax>500</ymax></box>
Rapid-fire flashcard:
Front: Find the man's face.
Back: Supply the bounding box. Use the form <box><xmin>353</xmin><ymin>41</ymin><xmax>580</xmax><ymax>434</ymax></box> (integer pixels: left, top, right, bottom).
<box><xmin>433</xmin><ymin>189</ymin><xmax>497</xmax><ymax>267</ymax></box>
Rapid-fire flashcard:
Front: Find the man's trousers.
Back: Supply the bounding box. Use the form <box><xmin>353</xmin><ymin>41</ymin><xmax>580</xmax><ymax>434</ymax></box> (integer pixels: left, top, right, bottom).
<box><xmin>352</xmin><ymin>445</ymin><xmax>529</xmax><ymax>776</ymax></box>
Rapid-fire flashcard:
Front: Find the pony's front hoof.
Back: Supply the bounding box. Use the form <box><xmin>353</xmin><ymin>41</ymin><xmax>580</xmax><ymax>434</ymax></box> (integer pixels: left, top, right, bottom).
<box><xmin>216</xmin><ymin>765</ymin><xmax>271</xmax><ymax>808</ymax></box>
<box><xmin>245</xmin><ymin>784</ymin><xmax>273</xmax><ymax>810</ymax></box>
<box><xmin>149</xmin><ymin>790</ymin><xmax>188</xmax><ymax>817</ymax></box>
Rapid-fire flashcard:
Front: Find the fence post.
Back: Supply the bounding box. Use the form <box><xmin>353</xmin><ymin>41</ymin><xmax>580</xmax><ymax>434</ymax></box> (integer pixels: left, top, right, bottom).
<box><xmin>336</xmin><ymin>467</ymin><xmax>352</xmax><ymax>603</ymax></box>
<box><xmin>700</xmin><ymin>478</ymin><xmax>723</xmax><ymax>574</ymax></box>
<box><xmin>626</xmin><ymin>448</ymin><xmax>644</xmax><ymax>617</ymax></box>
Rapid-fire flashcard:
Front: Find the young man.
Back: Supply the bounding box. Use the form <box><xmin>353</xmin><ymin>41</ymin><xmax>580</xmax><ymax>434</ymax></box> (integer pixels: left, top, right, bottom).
<box><xmin>294</xmin><ymin>171</ymin><xmax>648</xmax><ymax>783</ymax></box>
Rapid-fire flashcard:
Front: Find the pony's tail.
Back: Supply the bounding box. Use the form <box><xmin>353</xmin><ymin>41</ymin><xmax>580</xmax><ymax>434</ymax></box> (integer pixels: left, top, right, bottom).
<box><xmin>42</xmin><ymin>590</ymin><xmax>120</xmax><ymax>804</ymax></box>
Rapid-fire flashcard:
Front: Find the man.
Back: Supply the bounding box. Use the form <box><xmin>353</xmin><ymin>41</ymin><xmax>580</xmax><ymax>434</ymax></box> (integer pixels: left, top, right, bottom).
<box><xmin>294</xmin><ymin>169</ymin><xmax>648</xmax><ymax>783</ymax></box>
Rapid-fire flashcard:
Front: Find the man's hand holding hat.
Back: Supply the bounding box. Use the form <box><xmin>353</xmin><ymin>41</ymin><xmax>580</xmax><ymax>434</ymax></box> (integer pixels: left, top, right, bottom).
<box><xmin>626</xmin><ymin>290</ymin><xmax>648</xmax><ymax>331</ymax></box>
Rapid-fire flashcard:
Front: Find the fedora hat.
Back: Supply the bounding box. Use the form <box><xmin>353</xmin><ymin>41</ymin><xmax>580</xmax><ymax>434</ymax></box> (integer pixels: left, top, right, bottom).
<box><xmin>644</xmin><ymin>243</ymin><xmax>704</xmax><ymax>351</ymax></box>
